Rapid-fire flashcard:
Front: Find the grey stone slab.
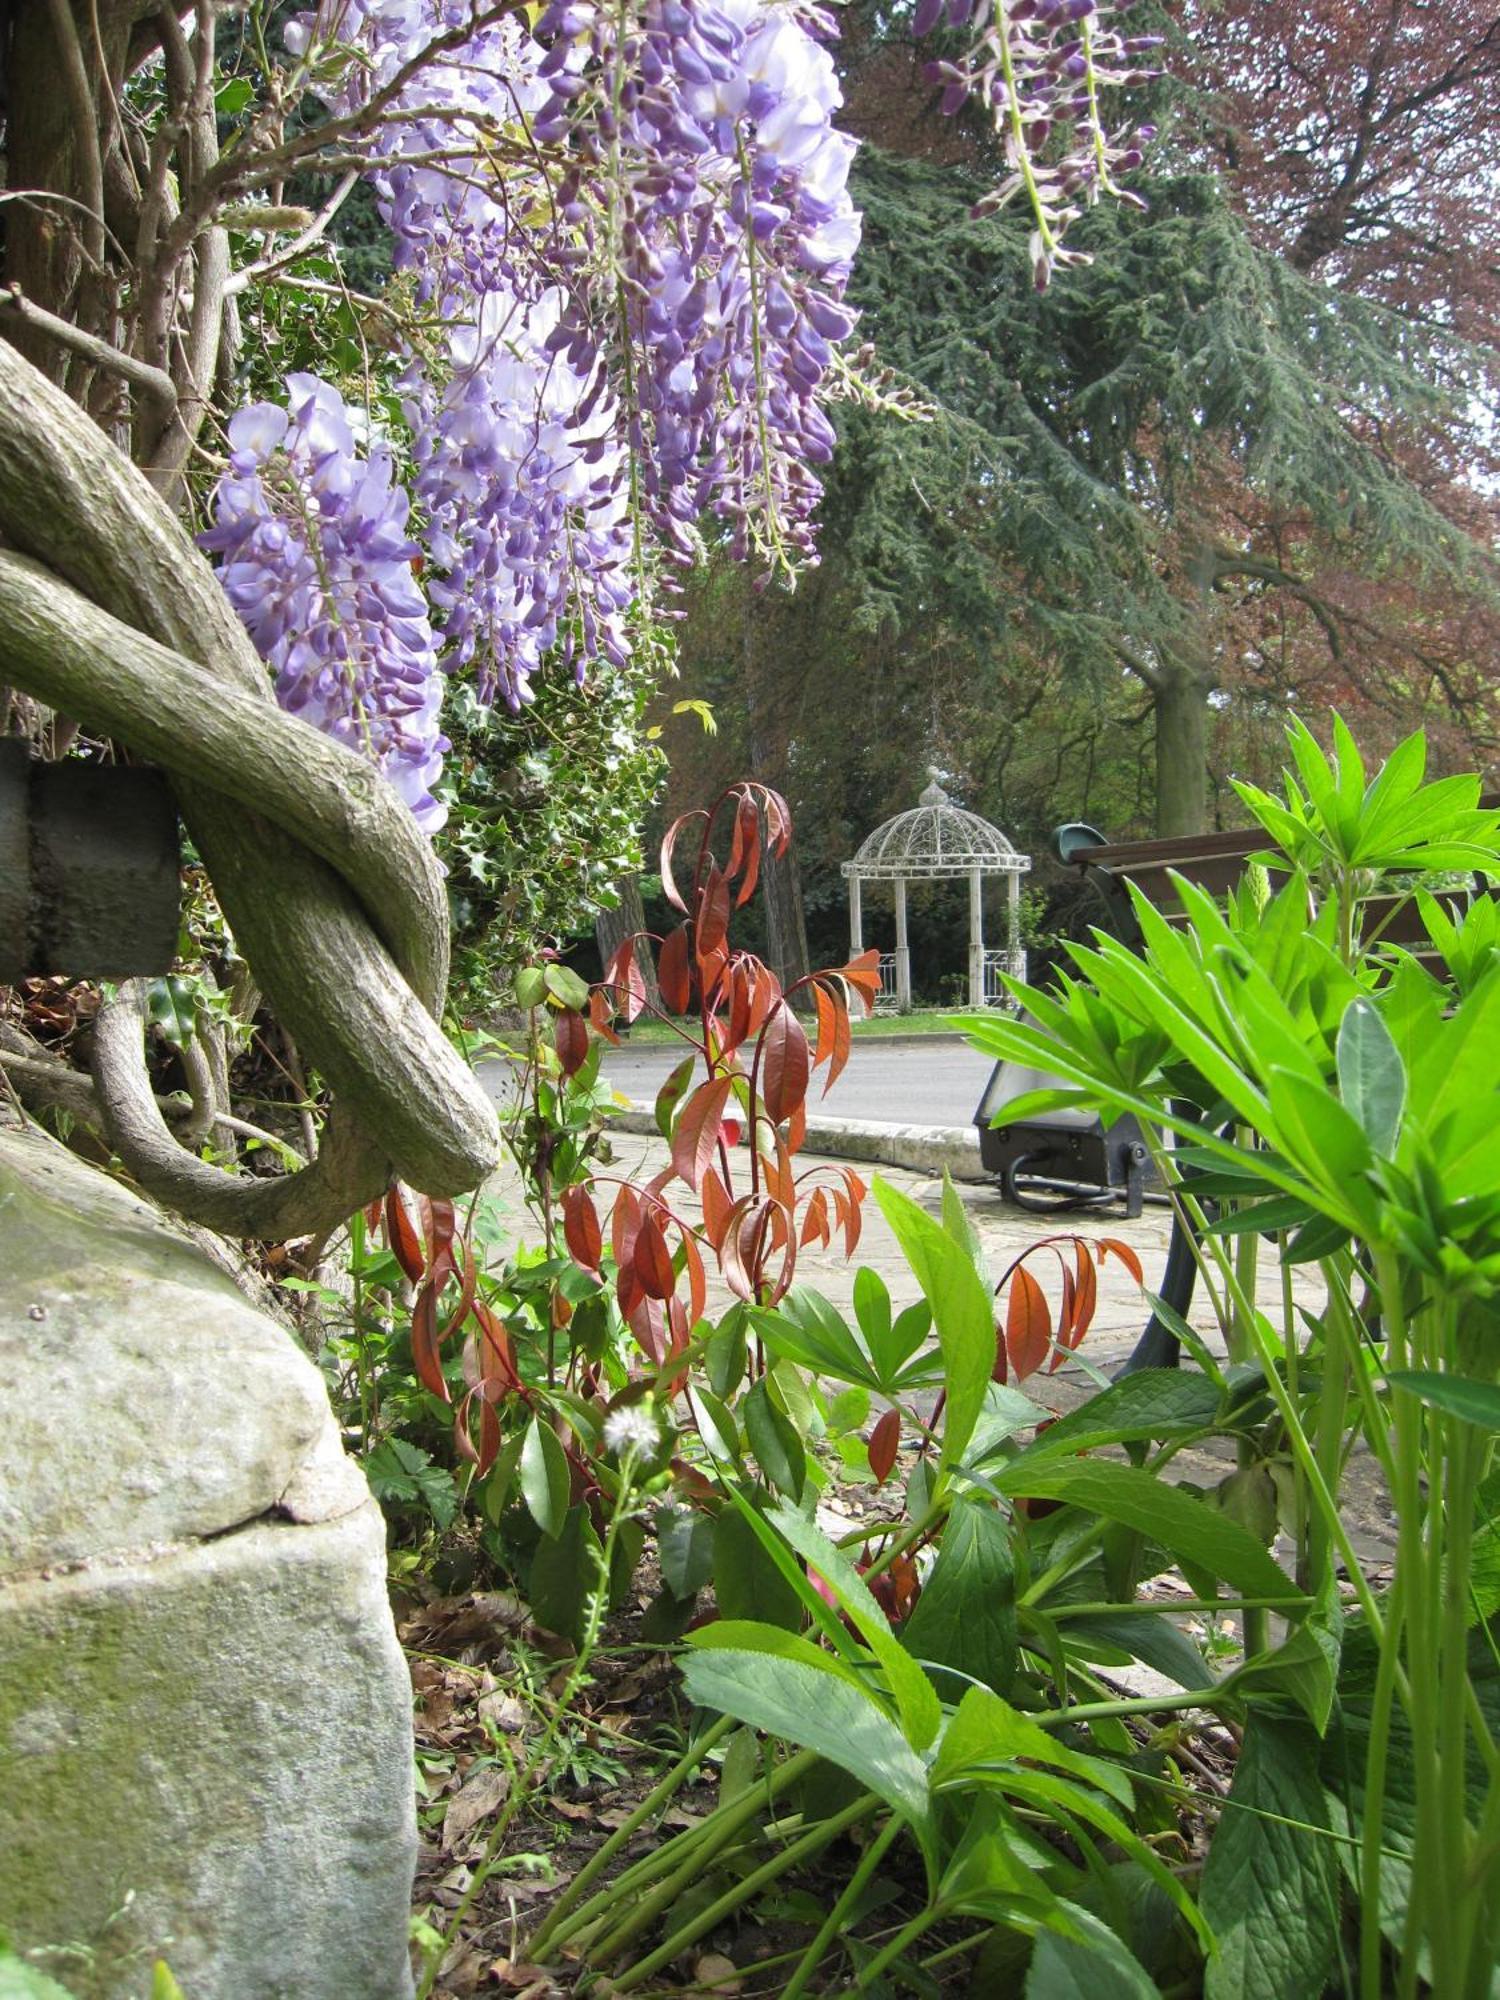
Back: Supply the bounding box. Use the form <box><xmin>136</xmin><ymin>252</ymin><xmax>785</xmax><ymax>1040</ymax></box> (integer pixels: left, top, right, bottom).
<box><xmin>0</xmin><ymin>1118</ymin><xmax>415</xmax><ymax>1998</ymax></box>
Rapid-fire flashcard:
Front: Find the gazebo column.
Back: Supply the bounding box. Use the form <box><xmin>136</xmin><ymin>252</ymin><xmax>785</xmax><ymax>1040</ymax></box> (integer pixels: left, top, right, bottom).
<box><xmin>848</xmin><ymin>872</ymin><xmax>863</xmax><ymax>959</ymax></box>
<box><xmin>893</xmin><ymin>876</ymin><xmax>912</xmax><ymax>1012</ymax></box>
<box><xmin>1007</xmin><ymin>868</ymin><xmax>1022</xmax><ymax>982</ymax></box>
<box><xmin>968</xmin><ymin>865</ymin><xmax>984</xmax><ymax>1006</ymax></box>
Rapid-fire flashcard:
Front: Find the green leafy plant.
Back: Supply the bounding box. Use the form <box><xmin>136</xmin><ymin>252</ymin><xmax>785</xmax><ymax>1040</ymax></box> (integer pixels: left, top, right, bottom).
<box><xmin>959</xmin><ymin>716</ymin><xmax>1500</xmax><ymax>1998</ymax></box>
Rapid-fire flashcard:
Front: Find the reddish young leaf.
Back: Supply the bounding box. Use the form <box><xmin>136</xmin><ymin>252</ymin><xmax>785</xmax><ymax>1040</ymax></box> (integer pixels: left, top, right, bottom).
<box><xmin>629</xmin><ymin>1294</ymin><xmax>667</xmax><ymax>1364</ymax></box>
<box><xmin>657</xmin><ymin>924</ymin><xmax>693</xmax><ymax>1014</ymax></box>
<box><xmin>611</xmin><ymin>1183</ymin><xmax>643</xmax><ymax>1271</ymax></box>
<box><xmin>1005</xmin><ymin>1264</ymin><xmax>1053</xmax><ymax>1381</ymax></box>
<box><xmin>680</xmin><ymin>1224</ymin><xmax>708</xmax><ymax>1324</ymax></box>
<box><xmin>659</xmin><ymin>811</ymin><xmax>701</xmax><ymax>914</ymax></box>
<box><xmin>411</xmin><ymin>1282</ymin><xmax>451</xmax><ymax>1402</ymax></box>
<box><xmin>700</xmin><ymin>1166</ymin><xmax>735</xmax><ymax>1251</ymax></box>
<box><xmin>725</xmin><ymin>961</ymin><xmax>753</xmax><ymax>1054</ymax></box>
<box><xmin>762</xmin><ymin>1128</ymin><xmax>796</xmax><ymax>1211</ymax></box>
<box><xmin>555</xmin><ymin>1006</ymin><xmax>589</xmax><ymax>1077</ymax></box>
<box><xmin>811</xmin><ymin>980</ymin><xmax>837</xmax><ymax>1066</ymax></box>
<box><xmin>1068</xmin><ymin>1241</ymin><xmax>1098</xmax><ymax>1349</ymax></box>
<box><xmin>634</xmin><ymin>1213</ymin><xmax>677</xmax><ymax>1301</ymax></box>
<box><xmin>868</xmin><ymin>1407</ymin><xmax>902</xmax><ymax>1485</ymax></box>
<box><xmin>698</xmin><ymin>937</ymin><xmax>730</xmax><ymax>1007</ymax></box>
<box><xmin>671</xmin><ymin>1075</ymin><xmax>735</xmax><ymax>1191</ymax></box>
<box><xmin>437</xmin><ymin>1236</ymin><xmax>479</xmax><ymax>1345</ymax></box>
<box><xmin>562</xmin><ymin>1184</ymin><xmax>603</xmax><ymax>1272</ymax></box>
<box><xmin>588</xmin><ymin>986</ymin><xmax>621</xmax><ymax>1045</ymax></box>
<box><xmin>1050</xmin><ymin>1261</ymin><xmax>1077</xmax><ymax>1374</ymax></box>
<box><xmin>824</xmin><ymin>987</ymin><xmax>853</xmax><ymax>1093</ymax></box>
<box><xmin>992</xmin><ymin>1320</ymin><xmax>1009</xmax><ymax>1383</ymax></box>
<box><xmin>419</xmin><ymin>1194</ymin><xmax>458</xmax><ymax>1274</ymax></box>
<box><xmin>760</xmin><ymin>1000</ymin><xmax>810</xmax><ymax>1125</ymax></box>
<box><xmin>385</xmin><ymin>1185</ymin><xmax>427</xmax><ymax>1284</ymax></box>
<box><xmin>799</xmin><ymin>1187</ymin><xmax>830</xmax><ymax>1249</ymax></box>
<box><xmin>1098</xmin><ymin>1237</ymin><xmax>1145</xmax><ymax>1286</ymax></box>
<box><xmin>842</xmin><ymin>948</ymin><xmax>882</xmax><ymax>1008</ymax></box>
<box><xmin>733</xmin><ymin>794</ymin><xmax>763</xmax><ymax>908</ymax></box>
<box><xmin>697</xmin><ymin>861</ymin><xmax>731</xmax><ymax>957</ymax></box>
<box><xmin>747</xmin><ymin>962</ymin><xmax>781</xmax><ymax>1037</ymax></box>
<box><xmin>763</xmin><ymin>787</ymin><xmax>793</xmax><ymax>857</ymax></box>
<box><xmin>606</xmin><ymin>938</ymin><xmax>648</xmax><ymax>1023</ymax></box>
<box><xmin>471</xmin><ymin>1300</ymin><xmax>520</xmax><ymax>1394</ymax></box>
<box><xmin>842</xmin><ymin>1189</ymin><xmax>864</xmax><ymax>1258</ymax></box>
<box><xmin>363</xmin><ymin>1197</ymin><xmax>384</xmax><ymax>1232</ymax></box>
<box><xmin>785</xmin><ymin>1098</ymin><xmax>807</xmax><ymax>1155</ymax></box>
<box><xmin>721</xmin><ymin>1197</ymin><xmax>765</xmax><ymax>1301</ymax></box>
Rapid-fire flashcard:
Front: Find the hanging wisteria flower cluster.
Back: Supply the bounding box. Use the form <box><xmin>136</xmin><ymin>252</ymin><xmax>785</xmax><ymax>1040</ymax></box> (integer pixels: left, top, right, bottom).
<box><xmin>919</xmin><ymin>0</ymin><xmax>1161</xmax><ymax>287</ymax></box>
<box><xmin>205</xmin><ymin>0</ymin><xmax>1154</xmax><ymax>826</ymax></box>
<box><xmin>200</xmin><ymin>374</ymin><xmax>449</xmax><ymax>832</ymax></box>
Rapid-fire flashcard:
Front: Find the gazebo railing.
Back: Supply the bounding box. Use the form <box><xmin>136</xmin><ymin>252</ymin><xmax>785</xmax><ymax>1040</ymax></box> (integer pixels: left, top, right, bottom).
<box><xmin>874</xmin><ymin>951</ymin><xmax>899</xmax><ymax>1011</ymax></box>
<box><xmin>982</xmin><ymin>947</ymin><xmax>1026</xmax><ymax>1005</ymax></box>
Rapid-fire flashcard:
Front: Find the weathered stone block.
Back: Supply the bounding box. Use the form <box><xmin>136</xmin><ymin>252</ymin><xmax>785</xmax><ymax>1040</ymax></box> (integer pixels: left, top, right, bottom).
<box><xmin>0</xmin><ymin>1118</ymin><xmax>415</xmax><ymax>1999</ymax></box>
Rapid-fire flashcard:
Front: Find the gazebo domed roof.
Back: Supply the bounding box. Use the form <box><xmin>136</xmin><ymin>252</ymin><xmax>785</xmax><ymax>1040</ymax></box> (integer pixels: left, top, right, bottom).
<box><xmin>842</xmin><ymin>777</ymin><xmax>1030</xmax><ymax>882</ymax></box>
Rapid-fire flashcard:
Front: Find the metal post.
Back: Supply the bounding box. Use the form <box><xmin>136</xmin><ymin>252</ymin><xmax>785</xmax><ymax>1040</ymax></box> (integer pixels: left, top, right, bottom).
<box><xmin>894</xmin><ymin>876</ymin><xmax>911</xmax><ymax>1012</ymax></box>
<box><xmin>1008</xmin><ymin>868</ymin><xmax>1021</xmax><ymax>981</ymax></box>
<box><xmin>969</xmin><ymin>865</ymin><xmax>984</xmax><ymax>1006</ymax></box>
<box><xmin>849</xmin><ymin>872</ymin><xmax>863</xmax><ymax>958</ymax></box>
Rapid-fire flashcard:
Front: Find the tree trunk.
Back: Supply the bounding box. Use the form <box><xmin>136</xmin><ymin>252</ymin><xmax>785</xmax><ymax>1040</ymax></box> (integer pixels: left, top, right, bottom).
<box><xmin>1153</xmin><ymin>667</ymin><xmax>1210</xmax><ymax>836</ymax></box>
<box><xmin>742</xmin><ymin>593</ymin><xmax>811</xmax><ymax>992</ymax></box>
<box><xmin>595</xmin><ymin>875</ymin><xmax>661</xmax><ymax>1010</ymax></box>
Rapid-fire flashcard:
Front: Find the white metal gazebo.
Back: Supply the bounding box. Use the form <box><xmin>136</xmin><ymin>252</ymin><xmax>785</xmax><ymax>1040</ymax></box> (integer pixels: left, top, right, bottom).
<box><xmin>841</xmin><ymin>777</ymin><xmax>1031</xmax><ymax>1011</ymax></box>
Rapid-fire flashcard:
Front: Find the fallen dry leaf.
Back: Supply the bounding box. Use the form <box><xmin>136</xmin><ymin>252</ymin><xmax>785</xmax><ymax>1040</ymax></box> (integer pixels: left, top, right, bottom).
<box><xmin>442</xmin><ymin>1763</ymin><xmax>511</xmax><ymax>1856</ymax></box>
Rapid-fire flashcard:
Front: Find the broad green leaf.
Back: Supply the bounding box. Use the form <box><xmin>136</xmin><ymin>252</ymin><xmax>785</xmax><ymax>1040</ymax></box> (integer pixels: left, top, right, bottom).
<box><xmin>992</xmin><ymin>1460</ymin><xmax>1300</xmax><ymax>1602</ymax></box>
<box><xmin>766</xmin><ymin>1501</ymin><xmax>942</xmax><ymax>1751</ymax></box>
<box><xmin>874</xmin><ymin>1176</ymin><xmax>993</xmax><ymax>1470</ymax></box>
<box><xmin>513</xmin><ymin>965</ymin><xmax>548</xmax><ymax>1009</ymax></box>
<box><xmin>1220</xmin><ymin>1572</ymin><xmax>1343</xmax><ymax>1732</ymax></box>
<box><xmin>1009</xmin><ymin>1371</ymin><xmax>1222</xmax><ymax>1463</ymax></box>
<box><xmin>678</xmin><ymin>1648</ymin><xmax>932</xmax><ymax>1838</ymax></box>
<box><xmin>519</xmin><ymin>1415</ymin><xmax>571</xmax><ymax>1539</ymax></box>
<box><xmin>1000</xmin><ymin>1767</ymin><xmax>1210</xmax><ymax>1954</ymax></box>
<box><xmin>1263</xmin><ymin>1067</ymin><xmax>1373</xmax><ymax>1222</ymax></box>
<box><xmin>684</xmin><ymin>1618</ymin><xmax>868</xmax><ymax>1692</ymax></box>
<box><xmin>689</xmin><ymin>1384</ymin><xmax>743</xmax><ymax>1471</ymax></box>
<box><xmin>1336</xmin><ymin>998</ymin><xmax>1405</xmax><ymax>1156</ymax></box>
<box><xmin>1025</xmin><ymin>1916</ymin><xmax>1163</xmax><ymax>2000</ymax></box>
<box><xmin>966</xmin><ymin>1381</ymin><xmax>1048</xmax><ymax>1464</ymax></box>
<box><xmin>743</xmin><ymin>1377</ymin><xmax>806</xmax><ymax>1497</ymax></box>
<box><xmin>902</xmin><ymin>1497</ymin><xmax>1017</xmax><ymax>1696</ymax></box>
<box><xmin>0</xmin><ymin>1954</ymin><xmax>77</xmax><ymax>1999</ymax></box>
<box><xmin>528</xmin><ymin>1502</ymin><xmax>601</xmax><ymax>1645</ymax></box>
<box><xmin>712</xmin><ymin>1505</ymin><xmax>804</xmax><ymax>1631</ymax></box>
<box><xmin>544</xmin><ymin>963</ymin><xmax>591</xmax><ymax>1009</ymax></box>
<box><xmin>932</xmin><ymin>1684</ymin><xmax>1133</xmax><ymax>1811</ymax></box>
<box><xmin>1387</xmin><ymin>1369</ymin><xmax>1500</xmax><ymax>1430</ymax></box>
<box><xmin>152</xmin><ymin>1966</ymin><xmax>188</xmax><ymax>2000</ymax></box>
<box><xmin>1058</xmin><ymin>1611</ymin><xmax>1213</xmax><ymax>1693</ymax></box>
<box><xmin>1201</xmin><ymin>1713</ymin><xmax>1339</xmax><ymax>2000</ymax></box>
<box><xmin>758</xmin><ymin>1288</ymin><xmax>876</xmax><ymax>1384</ymax></box>
<box><xmin>657</xmin><ymin>1504</ymin><xmax>715</xmax><ymax>1599</ymax></box>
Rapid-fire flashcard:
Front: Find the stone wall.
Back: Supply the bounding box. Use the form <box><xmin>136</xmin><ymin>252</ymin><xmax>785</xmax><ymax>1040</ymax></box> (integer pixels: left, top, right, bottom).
<box><xmin>0</xmin><ymin>1115</ymin><xmax>416</xmax><ymax>1999</ymax></box>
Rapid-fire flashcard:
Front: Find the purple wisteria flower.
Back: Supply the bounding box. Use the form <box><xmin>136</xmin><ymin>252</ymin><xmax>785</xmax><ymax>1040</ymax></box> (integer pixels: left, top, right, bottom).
<box><xmin>200</xmin><ymin>375</ymin><xmax>449</xmax><ymax>832</ymax></box>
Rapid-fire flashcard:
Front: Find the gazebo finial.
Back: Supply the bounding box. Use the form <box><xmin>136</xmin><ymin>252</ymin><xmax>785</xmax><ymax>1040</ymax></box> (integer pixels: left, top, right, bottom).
<box><xmin>918</xmin><ymin>766</ymin><xmax>950</xmax><ymax>809</ymax></box>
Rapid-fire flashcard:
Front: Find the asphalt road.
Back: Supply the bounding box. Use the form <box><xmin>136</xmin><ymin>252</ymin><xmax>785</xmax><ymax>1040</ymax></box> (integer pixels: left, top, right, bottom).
<box><xmin>598</xmin><ymin>1032</ymin><xmax>998</xmax><ymax>1128</ymax></box>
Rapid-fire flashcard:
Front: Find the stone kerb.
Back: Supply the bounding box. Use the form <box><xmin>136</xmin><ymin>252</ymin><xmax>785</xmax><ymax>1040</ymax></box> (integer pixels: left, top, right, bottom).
<box><xmin>0</xmin><ymin>1116</ymin><xmax>416</xmax><ymax>1999</ymax></box>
